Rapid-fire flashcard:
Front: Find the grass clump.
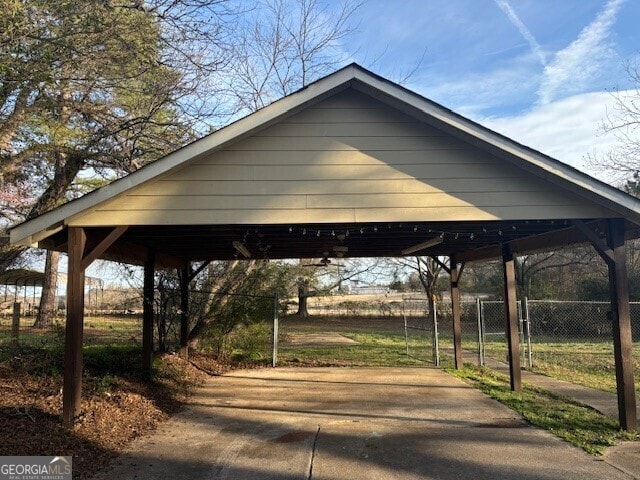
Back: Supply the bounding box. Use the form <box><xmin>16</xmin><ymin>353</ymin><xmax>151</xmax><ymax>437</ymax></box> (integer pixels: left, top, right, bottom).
<box><xmin>446</xmin><ymin>362</ymin><xmax>639</xmax><ymax>455</ymax></box>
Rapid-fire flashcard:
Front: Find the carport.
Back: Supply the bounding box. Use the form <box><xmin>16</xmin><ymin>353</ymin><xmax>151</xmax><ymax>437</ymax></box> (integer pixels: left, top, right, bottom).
<box><xmin>9</xmin><ymin>64</ymin><xmax>640</xmax><ymax>430</ymax></box>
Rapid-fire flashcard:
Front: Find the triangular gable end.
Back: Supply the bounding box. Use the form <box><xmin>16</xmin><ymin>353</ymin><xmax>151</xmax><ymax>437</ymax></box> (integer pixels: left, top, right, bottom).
<box><xmin>9</xmin><ymin>64</ymin><xmax>640</xmax><ymax>246</ymax></box>
<box><xmin>69</xmin><ymin>88</ymin><xmax>619</xmax><ymax>227</ymax></box>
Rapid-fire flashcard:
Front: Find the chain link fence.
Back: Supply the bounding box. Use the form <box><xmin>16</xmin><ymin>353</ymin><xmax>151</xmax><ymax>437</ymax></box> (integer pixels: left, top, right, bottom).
<box><xmin>3</xmin><ymin>284</ymin><xmax>639</xmax><ymax>394</ymax></box>
<box><xmin>402</xmin><ymin>295</ymin><xmax>436</xmax><ymax>364</ymax></box>
<box><xmin>477</xmin><ymin>300</ymin><xmax>530</xmax><ymax>368</ymax></box>
<box><xmin>276</xmin><ymin>293</ymin><xmax>436</xmax><ymax>367</ymax></box>
<box><xmin>0</xmin><ymin>288</ymin><xmax>278</xmax><ymax>366</ymax></box>
<box><xmin>443</xmin><ymin>298</ymin><xmax>640</xmax><ymax>395</ymax></box>
<box><xmin>473</xmin><ymin>300</ymin><xmax>640</xmax><ymax>368</ymax></box>
<box><xmin>0</xmin><ymin>288</ymin><xmax>144</xmax><ymax>349</ymax></box>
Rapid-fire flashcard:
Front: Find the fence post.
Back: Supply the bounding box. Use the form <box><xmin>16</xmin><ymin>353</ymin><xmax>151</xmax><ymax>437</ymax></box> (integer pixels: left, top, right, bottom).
<box><xmin>519</xmin><ymin>300</ymin><xmax>525</xmax><ymax>367</ymax></box>
<box><xmin>403</xmin><ymin>303</ymin><xmax>409</xmax><ymax>356</ymax></box>
<box><xmin>476</xmin><ymin>298</ymin><xmax>483</xmax><ymax>366</ymax></box>
<box><xmin>433</xmin><ymin>300</ymin><xmax>440</xmax><ymax>366</ymax></box>
<box><xmin>480</xmin><ymin>300</ymin><xmax>486</xmax><ymax>366</ymax></box>
<box><xmin>272</xmin><ymin>293</ymin><xmax>279</xmax><ymax>368</ymax></box>
<box><xmin>11</xmin><ymin>302</ymin><xmax>20</xmax><ymax>345</ymax></box>
<box><xmin>524</xmin><ymin>297</ymin><xmax>532</xmax><ymax>368</ymax></box>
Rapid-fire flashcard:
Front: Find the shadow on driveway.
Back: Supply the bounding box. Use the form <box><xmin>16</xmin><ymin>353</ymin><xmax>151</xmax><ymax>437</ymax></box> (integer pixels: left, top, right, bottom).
<box><xmin>91</xmin><ymin>367</ymin><xmax>633</xmax><ymax>480</ymax></box>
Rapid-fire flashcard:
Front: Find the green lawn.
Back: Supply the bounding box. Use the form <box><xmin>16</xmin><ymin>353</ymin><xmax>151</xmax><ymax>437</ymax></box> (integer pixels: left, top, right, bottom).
<box><xmin>0</xmin><ymin>315</ymin><xmax>142</xmax><ymax>352</ymax></box>
<box><xmin>480</xmin><ymin>340</ymin><xmax>640</xmax><ymax>396</ymax></box>
<box><xmin>278</xmin><ymin>332</ymin><xmax>433</xmax><ymax>367</ymax></box>
<box><xmin>277</xmin><ymin>316</ymin><xmax>435</xmax><ymax>367</ymax></box>
<box><xmin>446</xmin><ymin>362</ymin><xmax>639</xmax><ymax>455</ymax></box>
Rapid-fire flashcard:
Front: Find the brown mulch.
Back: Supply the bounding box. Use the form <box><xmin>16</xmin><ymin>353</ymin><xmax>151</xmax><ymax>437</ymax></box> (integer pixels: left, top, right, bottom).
<box><xmin>0</xmin><ymin>348</ymin><xmax>222</xmax><ymax>480</ymax></box>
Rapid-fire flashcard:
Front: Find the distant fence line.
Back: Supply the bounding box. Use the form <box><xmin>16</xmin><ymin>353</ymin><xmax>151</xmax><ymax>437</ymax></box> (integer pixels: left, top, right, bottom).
<box><xmin>0</xmin><ymin>289</ymin><xmax>279</xmax><ymax>356</ymax></box>
<box><xmin>3</xmin><ymin>291</ymin><xmax>639</xmax><ymax>362</ymax></box>
<box><xmin>297</xmin><ymin>295</ymin><xmax>640</xmax><ymax>372</ymax></box>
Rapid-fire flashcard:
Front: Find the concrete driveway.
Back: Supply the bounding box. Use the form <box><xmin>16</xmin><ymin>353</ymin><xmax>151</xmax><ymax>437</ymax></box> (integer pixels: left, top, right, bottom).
<box><xmin>92</xmin><ymin>367</ymin><xmax>632</xmax><ymax>480</ymax></box>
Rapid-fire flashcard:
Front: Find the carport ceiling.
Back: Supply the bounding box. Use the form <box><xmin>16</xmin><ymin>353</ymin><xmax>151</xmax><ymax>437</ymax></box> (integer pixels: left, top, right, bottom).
<box><xmin>39</xmin><ymin>218</ymin><xmax>637</xmax><ymax>266</ymax></box>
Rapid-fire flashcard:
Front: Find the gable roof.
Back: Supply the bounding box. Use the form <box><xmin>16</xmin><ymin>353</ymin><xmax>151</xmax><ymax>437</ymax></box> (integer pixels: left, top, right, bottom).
<box><xmin>10</xmin><ymin>63</ymin><xmax>640</xmax><ymax>247</ymax></box>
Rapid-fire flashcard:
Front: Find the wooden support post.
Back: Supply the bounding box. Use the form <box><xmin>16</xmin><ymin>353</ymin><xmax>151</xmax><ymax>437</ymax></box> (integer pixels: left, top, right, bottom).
<box><xmin>180</xmin><ymin>262</ymin><xmax>190</xmax><ymax>360</ymax></box>
<box><xmin>11</xmin><ymin>302</ymin><xmax>20</xmax><ymax>345</ymax></box>
<box><xmin>450</xmin><ymin>256</ymin><xmax>463</xmax><ymax>369</ymax></box>
<box><xmin>606</xmin><ymin>218</ymin><xmax>637</xmax><ymax>431</ymax></box>
<box><xmin>63</xmin><ymin>227</ymin><xmax>86</xmax><ymax>427</ymax></box>
<box><xmin>502</xmin><ymin>243</ymin><xmax>522</xmax><ymax>391</ymax></box>
<box><xmin>142</xmin><ymin>250</ymin><xmax>155</xmax><ymax>374</ymax></box>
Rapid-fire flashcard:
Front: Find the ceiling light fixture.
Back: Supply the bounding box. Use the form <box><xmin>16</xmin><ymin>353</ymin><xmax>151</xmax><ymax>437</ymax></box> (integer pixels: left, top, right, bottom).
<box><xmin>401</xmin><ymin>236</ymin><xmax>444</xmax><ymax>255</ymax></box>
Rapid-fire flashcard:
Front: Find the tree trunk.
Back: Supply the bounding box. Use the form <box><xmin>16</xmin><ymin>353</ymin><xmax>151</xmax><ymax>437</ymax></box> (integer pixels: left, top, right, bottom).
<box><xmin>34</xmin><ymin>250</ymin><xmax>59</xmax><ymax>328</ymax></box>
<box><xmin>296</xmin><ymin>284</ymin><xmax>309</xmax><ymax>317</ymax></box>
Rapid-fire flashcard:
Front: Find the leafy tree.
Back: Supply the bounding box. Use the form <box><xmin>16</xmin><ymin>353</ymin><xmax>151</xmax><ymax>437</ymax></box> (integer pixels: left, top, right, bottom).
<box><xmin>1</xmin><ymin>0</ymin><xmax>362</xmax><ymax>341</ymax></box>
<box><xmin>1</xmin><ymin>1</ymin><xmax>195</xmax><ymax>245</ymax></box>
<box><xmin>0</xmin><ymin>0</ymin><xmax>227</xmax><ymax>325</ymax></box>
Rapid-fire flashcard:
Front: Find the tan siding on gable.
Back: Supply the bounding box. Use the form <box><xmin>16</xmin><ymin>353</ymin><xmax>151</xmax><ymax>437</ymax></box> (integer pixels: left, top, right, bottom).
<box><xmin>69</xmin><ymin>89</ymin><xmax>617</xmax><ymax>227</ymax></box>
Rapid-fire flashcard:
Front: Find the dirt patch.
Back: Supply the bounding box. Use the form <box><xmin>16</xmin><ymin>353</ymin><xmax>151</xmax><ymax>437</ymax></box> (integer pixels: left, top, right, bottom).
<box><xmin>282</xmin><ymin>332</ymin><xmax>360</xmax><ymax>346</ymax></box>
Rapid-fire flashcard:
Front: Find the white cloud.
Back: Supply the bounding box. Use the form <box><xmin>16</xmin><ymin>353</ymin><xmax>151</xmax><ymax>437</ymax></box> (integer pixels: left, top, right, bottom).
<box><xmin>538</xmin><ymin>0</ymin><xmax>626</xmax><ymax>104</ymax></box>
<box><xmin>494</xmin><ymin>0</ymin><xmax>546</xmax><ymax>66</ymax></box>
<box><xmin>482</xmin><ymin>90</ymin><xmax>629</xmax><ymax>177</ymax></box>
<box><xmin>414</xmin><ymin>62</ymin><xmax>540</xmax><ymax>118</ymax></box>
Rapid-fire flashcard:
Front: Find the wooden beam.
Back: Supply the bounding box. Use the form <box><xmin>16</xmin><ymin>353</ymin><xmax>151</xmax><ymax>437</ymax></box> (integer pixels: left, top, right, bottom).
<box><xmin>187</xmin><ymin>260</ymin><xmax>211</xmax><ymax>282</ymax></box>
<box><xmin>180</xmin><ymin>262</ymin><xmax>190</xmax><ymax>360</ymax></box>
<box><xmin>502</xmin><ymin>243</ymin><xmax>522</xmax><ymax>392</ymax></box>
<box><xmin>573</xmin><ymin>220</ymin><xmax>614</xmax><ymax>266</ymax></box>
<box><xmin>606</xmin><ymin>218</ymin><xmax>637</xmax><ymax>431</ymax></box>
<box><xmin>450</xmin><ymin>256</ymin><xmax>463</xmax><ymax>370</ymax></box>
<box><xmin>80</xmin><ymin>226</ymin><xmax>129</xmax><ymax>271</ymax></box>
<box><xmin>63</xmin><ymin>227</ymin><xmax>86</xmax><ymax>427</ymax></box>
<box><xmin>431</xmin><ymin>256</ymin><xmax>451</xmax><ymax>275</ymax></box>
<box><xmin>142</xmin><ymin>250</ymin><xmax>155</xmax><ymax>374</ymax></box>
<box><xmin>96</xmin><ymin>240</ymin><xmax>184</xmax><ymax>268</ymax></box>
<box><xmin>457</xmin><ymin>221</ymin><xmax>608</xmax><ymax>263</ymax></box>
<box><xmin>457</xmin><ymin>244</ymin><xmax>501</xmax><ymax>264</ymax></box>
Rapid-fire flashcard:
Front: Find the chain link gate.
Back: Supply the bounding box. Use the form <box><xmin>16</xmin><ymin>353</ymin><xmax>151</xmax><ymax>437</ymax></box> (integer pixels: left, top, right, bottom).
<box><xmin>477</xmin><ymin>299</ymin><xmax>532</xmax><ymax>368</ymax></box>
<box><xmin>402</xmin><ymin>295</ymin><xmax>438</xmax><ymax>365</ymax></box>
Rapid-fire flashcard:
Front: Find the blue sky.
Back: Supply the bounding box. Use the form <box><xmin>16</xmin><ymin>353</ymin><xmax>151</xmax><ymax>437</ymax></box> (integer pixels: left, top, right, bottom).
<box><xmin>342</xmin><ymin>0</ymin><xmax>640</xmax><ymax>177</ymax></box>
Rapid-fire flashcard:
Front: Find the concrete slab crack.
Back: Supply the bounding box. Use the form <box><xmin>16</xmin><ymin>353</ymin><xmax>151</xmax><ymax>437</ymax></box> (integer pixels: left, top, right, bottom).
<box><xmin>308</xmin><ymin>425</ymin><xmax>321</xmax><ymax>480</ymax></box>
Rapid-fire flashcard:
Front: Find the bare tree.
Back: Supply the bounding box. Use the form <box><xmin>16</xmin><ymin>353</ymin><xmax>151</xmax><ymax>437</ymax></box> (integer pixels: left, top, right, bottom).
<box><xmin>294</xmin><ymin>257</ymin><xmax>382</xmax><ymax>317</ymax></box>
<box><xmin>514</xmin><ymin>249</ymin><xmax>595</xmax><ymax>299</ymax></box>
<box><xmin>392</xmin><ymin>256</ymin><xmax>445</xmax><ymax>324</ymax></box>
<box><xmin>225</xmin><ymin>0</ymin><xmax>362</xmax><ymax>113</ymax></box>
<box><xmin>588</xmin><ymin>60</ymin><xmax>640</xmax><ymax>188</ymax></box>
